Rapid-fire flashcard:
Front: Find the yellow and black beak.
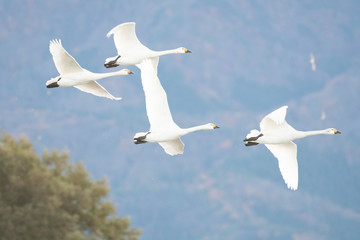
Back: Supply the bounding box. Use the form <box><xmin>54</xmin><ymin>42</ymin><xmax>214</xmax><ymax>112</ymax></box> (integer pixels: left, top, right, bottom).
<box><xmin>333</xmin><ymin>129</ymin><xmax>341</xmax><ymax>134</ymax></box>
<box><xmin>184</xmin><ymin>48</ymin><xmax>192</xmax><ymax>53</ymax></box>
<box><xmin>212</xmin><ymin>124</ymin><xmax>220</xmax><ymax>129</ymax></box>
<box><xmin>127</xmin><ymin>69</ymin><xmax>134</xmax><ymax>74</ymax></box>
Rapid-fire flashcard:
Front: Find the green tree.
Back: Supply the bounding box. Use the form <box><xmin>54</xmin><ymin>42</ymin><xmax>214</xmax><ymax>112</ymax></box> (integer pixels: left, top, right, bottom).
<box><xmin>0</xmin><ymin>132</ymin><xmax>141</xmax><ymax>240</ymax></box>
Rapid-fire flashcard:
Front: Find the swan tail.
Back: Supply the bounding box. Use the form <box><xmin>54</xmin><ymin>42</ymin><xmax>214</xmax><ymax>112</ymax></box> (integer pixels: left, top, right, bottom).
<box><xmin>244</xmin><ymin>129</ymin><xmax>261</xmax><ymax>140</ymax></box>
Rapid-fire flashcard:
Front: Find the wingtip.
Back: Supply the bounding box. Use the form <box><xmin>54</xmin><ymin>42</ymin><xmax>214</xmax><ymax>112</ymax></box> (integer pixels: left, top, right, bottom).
<box><xmin>49</xmin><ymin>39</ymin><xmax>62</xmax><ymax>53</ymax></box>
<box><xmin>50</xmin><ymin>39</ymin><xmax>62</xmax><ymax>46</ymax></box>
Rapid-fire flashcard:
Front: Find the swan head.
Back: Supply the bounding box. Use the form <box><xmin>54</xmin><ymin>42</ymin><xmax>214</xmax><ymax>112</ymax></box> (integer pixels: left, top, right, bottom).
<box><xmin>326</xmin><ymin>128</ymin><xmax>341</xmax><ymax>135</ymax></box>
<box><xmin>209</xmin><ymin>123</ymin><xmax>220</xmax><ymax>129</ymax></box>
<box><xmin>123</xmin><ymin>69</ymin><xmax>134</xmax><ymax>75</ymax></box>
<box><xmin>177</xmin><ymin>47</ymin><xmax>191</xmax><ymax>54</ymax></box>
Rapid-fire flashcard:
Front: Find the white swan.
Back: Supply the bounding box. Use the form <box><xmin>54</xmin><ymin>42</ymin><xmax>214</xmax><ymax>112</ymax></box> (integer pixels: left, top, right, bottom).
<box><xmin>310</xmin><ymin>53</ymin><xmax>316</xmax><ymax>71</ymax></box>
<box><xmin>104</xmin><ymin>22</ymin><xmax>191</xmax><ymax>68</ymax></box>
<box><xmin>47</xmin><ymin>39</ymin><xmax>133</xmax><ymax>100</ymax></box>
<box><xmin>321</xmin><ymin>111</ymin><xmax>327</xmax><ymax>120</ymax></box>
<box><xmin>244</xmin><ymin>106</ymin><xmax>341</xmax><ymax>190</ymax></box>
<box><xmin>133</xmin><ymin>58</ymin><xmax>219</xmax><ymax>156</ymax></box>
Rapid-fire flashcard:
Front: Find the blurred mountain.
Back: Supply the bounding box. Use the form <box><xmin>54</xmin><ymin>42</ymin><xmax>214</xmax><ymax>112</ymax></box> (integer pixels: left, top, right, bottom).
<box><xmin>1</xmin><ymin>0</ymin><xmax>360</xmax><ymax>239</ymax></box>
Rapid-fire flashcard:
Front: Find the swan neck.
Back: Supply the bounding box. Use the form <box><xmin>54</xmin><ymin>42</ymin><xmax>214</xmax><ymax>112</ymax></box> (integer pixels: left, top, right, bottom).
<box><xmin>180</xmin><ymin>124</ymin><xmax>209</xmax><ymax>136</ymax></box>
<box><xmin>297</xmin><ymin>129</ymin><xmax>328</xmax><ymax>138</ymax></box>
<box><xmin>92</xmin><ymin>71</ymin><xmax>125</xmax><ymax>79</ymax></box>
<box><xmin>155</xmin><ymin>49</ymin><xmax>178</xmax><ymax>56</ymax></box>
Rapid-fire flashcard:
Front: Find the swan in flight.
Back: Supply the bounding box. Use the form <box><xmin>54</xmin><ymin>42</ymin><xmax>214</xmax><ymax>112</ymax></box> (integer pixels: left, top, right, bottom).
<box><xmin>321</xmin><ymin>111</ymin><xmax>327</xmax><ymax>120</ymax></box>
<box><xmin>104</xmin><ymin>22</ymin><xmax>191</xmax><ymax>68</ymax></box>
<box><xmin>310</xmin><ymin>53</ymin><xmax>316</xmax><ymax>71</ymax></box>
<box><xmin>244</xmin><ymin>106</ymin><xmax>341</xmax><ymax>190</ymax></box>
<box><xmin>133</xmin><ymin>58</ymin><xmax>219</xmax><ymax>156</ymax></box>
<box><xmin>47</xmin><ymin>39</ymin><xmax>133</xmax><ymax>100</ymax></box>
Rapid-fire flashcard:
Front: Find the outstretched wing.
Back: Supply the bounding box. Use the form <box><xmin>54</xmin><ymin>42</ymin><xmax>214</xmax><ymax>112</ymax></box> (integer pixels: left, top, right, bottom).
<box><xmin>107</xmin><ymin>22</ymin><xmax>148</xmax><ymax>55</ymax></box>
<box><xmin>136</xmin><ymin>57</ymin><xmax>177</xmax><ymax>131</ymax></box>
<box><xmin>74</xmin><ymin>81</ymin><xmax>121</xmax><ymax>100</ymax></box>
<box><xmin>260</xmin><ymin>105</ymin><xmax>288</xmax><ymax>132</ymax></box>
<box><xmin>49</xmin><ymin>39</ymin><xmax>83</xmax><ymax>75</ymax></box>
<box><xmin>265</xmin><ymin>142</ymin><xmax>298</xmax><ymax>190</ymax></box>
<box><xmin>159</xmin><ymin>139</ymin><xmax>185</xmax><ymax>156</ymax></box>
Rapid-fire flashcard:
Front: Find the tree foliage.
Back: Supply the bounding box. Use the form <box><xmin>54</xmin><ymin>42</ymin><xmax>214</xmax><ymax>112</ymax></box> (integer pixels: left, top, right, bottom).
<box><xmin>0</xmin><ymin>132</ymin><xmax>141</xmax><ymax>240</ymax></box>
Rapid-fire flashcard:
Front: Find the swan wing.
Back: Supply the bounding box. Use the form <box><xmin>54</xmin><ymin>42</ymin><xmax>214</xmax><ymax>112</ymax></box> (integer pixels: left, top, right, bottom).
<box><xmin>260</xmin><ymin>105</ymin><xmax>288</xmax><ymax>131</ymax></box>
<box><xmin>265</xmin><ymin>142</ymin><xmax>298</xmax><ymax>190</ymax></box>
<box><xmin>107</xmin><ymin>22</ymin><xmax>148</xmax><ymax>55</ymax></box>
<box><xmin>159</xmin><ymin>139</ymin><xmax>184</xmax><ymax>156</ymax></box>
<box><xmin>136</xmin><ymin>57</ymin><xmax>176</xmax><ymax>131</ymax></box>
<box><xmin>49</xmin><ymin>39</ymin><xmax>83</xmax><ymax>75</ymax></box>
<box><xmin>74</xmin><ymin>81</ymin><xmax>121</xmax><ymax>100</ymax></box>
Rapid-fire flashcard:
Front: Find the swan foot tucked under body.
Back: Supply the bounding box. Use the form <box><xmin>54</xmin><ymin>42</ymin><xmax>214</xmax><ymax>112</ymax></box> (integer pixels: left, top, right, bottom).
<box><xmin>245</xmin><ymin>141</ymin><xmax>260</xmax><ymax>146</ymax></box>
<box><xmin>46</xmin><ymin>77</ymin><xmax>61</xmax><ymax>88</ymax></box>
<box><xmin>104</xmin><ymin>55</ymin><xmax>121</xmax><ymax>68</ymax></box>
<box><xmin>244</xmin><ymin>133</ymin><xmax>264</xmax><ymax>143</ymax></box>
<box><xmin>134</xmin><ymin>132</ymin><xmax>151</xmax><ymax>144</ymax></box>
<box><xmin>244</xmin><ymin>130</ymin><xmax>263</xmax><ymax>146</ymax></box>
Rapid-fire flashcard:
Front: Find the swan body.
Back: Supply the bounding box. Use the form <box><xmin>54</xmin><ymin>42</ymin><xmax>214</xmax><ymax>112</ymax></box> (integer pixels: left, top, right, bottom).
<box><xmin>244</xmin><ymin>106</ymin><xmax>341</xmax><ymax>190</ymax></box>
<box><xmin>104</xmin><ymin>22</ymin><xmax>191</xmax><ymax>68</ymax></box>
<box><xmin>134</xmin><ymin>58</ymin><xmax>219</xmax><ymax>156</ymax></box>
<box><xmin>47</xmin><ymin>39</ymin><xmax>133</xmax><ymax>100</ymax></box>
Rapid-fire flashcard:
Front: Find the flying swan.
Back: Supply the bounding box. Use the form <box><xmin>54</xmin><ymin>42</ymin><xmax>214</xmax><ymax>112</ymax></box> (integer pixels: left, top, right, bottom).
<box><xmin>133</xmin><ymin>58</ymin><xmax>219</xmax><ymax>156</ymax></box>
<box><xmin>244</xmin><ymin>106</ymin><xmax>341</xmax><ymax>190</ymax></box>
<box><xmin>47</xmin><ymin>39</ymin><xmax>133</xmax><ymax>100</ymax></box>
<box><xmin>104</xmin><ymin>22</ymin><xmax>191</xmax><ymax>68</ymax></box>
<box><xmin>310</xmin><ymin>53</ymin><xmax>316</xmax><ymax>71</ymax></box>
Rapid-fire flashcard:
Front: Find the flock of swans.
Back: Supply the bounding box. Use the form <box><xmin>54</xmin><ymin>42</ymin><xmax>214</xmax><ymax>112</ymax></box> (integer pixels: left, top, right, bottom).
<box><xmin>47</xmin><ymin>22</ymin><xmax>341</xmax><ymax>190</ymax></box>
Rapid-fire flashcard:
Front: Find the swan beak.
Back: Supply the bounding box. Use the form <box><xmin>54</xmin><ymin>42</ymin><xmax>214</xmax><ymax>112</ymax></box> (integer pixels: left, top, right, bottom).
<box><xmin>184</xmin><ymin>48</ymin><xmax>192</xmax><ymax>53</ymax></box>
<box><xmin>333</xmin><ymin>129</ymin><xmax>341</xmax><ymax>134</ymax></box>
<box><xmin>212</xmin><ymin>124</ymin><xmax>220</xmax><ymax>129</ymax></box>
<box><xmin>126</xmin><ymin>69</ymin><xmax>134</xmax><ymax>74</ymax></box>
